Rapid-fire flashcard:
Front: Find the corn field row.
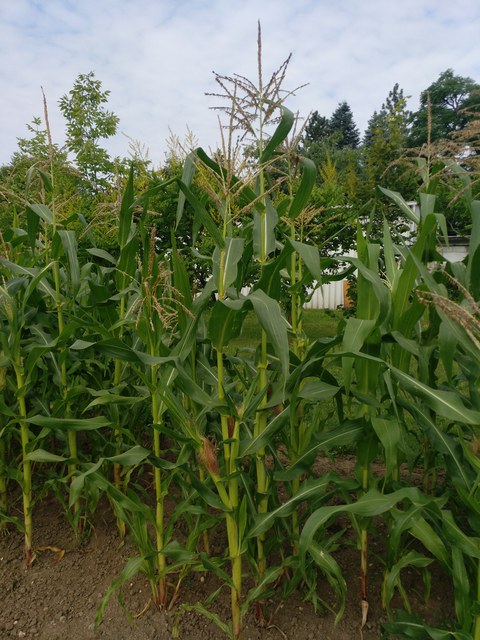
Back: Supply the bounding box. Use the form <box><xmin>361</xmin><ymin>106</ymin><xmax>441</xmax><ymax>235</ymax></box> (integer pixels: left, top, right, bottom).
<box><xmin>0</xmin><ymin>71</ymin><xmax>479</xmax><ymax>640</ymax></box>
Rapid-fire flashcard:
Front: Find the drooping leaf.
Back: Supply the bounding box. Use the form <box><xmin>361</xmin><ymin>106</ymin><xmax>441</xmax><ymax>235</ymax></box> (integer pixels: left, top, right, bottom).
<box><xmin>248</xmin><ymin>289</ymin><xmax>290</xmax><ymax>380</ymax></box>
<box><xmin>259</xmin><ymin>104</ymin><xmax>294</xmax><ymax>163</ymax></box>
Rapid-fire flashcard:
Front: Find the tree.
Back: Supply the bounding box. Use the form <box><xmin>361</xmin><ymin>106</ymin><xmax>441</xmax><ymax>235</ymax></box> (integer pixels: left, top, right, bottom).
<box><xmin>363</xmin><ymin>84</ymin><xmax>414</xmax><ymax>194</ymax></box>
<box><xmin>0</xmin><ymin>116</ymin><xmax>80</xmax><ymax>232</ymax></box>
<box><xmin>357</xmin><ymin>84</ymin><xmax>418</xmax><ymax>236</ymax></box>
<box><xmin>59</xmin><ymin>71</ymin><xmax>119</xmax><ymax>193</ymax></box>
<box><xmin>329</xmin><ymin>101</ymin><xmax>360</xmax><ymax>149</ymax></box>
<box><xmin>409</xmin><ymin>69</ymin><xmax>480</xmax><ymax>146</ymax></box>
<box><xmin>302</xmin><ymin>152</ymin><xmax>358</xmax><ymax>256</ymax></box>
<box><xmin>303</xmin><ymin>110</ymin><xmax>331</xmax><ymax>144</ymax></box>
<box><xmin>363</xmin><ymin>83</ymin><xmax>410</xmax><ymax>147</ymax></box>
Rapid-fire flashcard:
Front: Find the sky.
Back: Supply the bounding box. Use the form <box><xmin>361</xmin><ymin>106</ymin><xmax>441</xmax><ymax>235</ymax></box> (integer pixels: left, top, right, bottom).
<box><xmin>1</xmin><ymin>0</ymin><xmax>480</xmax><ymax>168</ymax></box>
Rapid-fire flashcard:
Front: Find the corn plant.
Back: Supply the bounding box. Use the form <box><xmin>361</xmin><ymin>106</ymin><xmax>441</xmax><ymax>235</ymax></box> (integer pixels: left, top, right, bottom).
<box><xmin>381</xmin><ymin>184</ymin><xmax>480</xmax><ymax>639</ymax></box>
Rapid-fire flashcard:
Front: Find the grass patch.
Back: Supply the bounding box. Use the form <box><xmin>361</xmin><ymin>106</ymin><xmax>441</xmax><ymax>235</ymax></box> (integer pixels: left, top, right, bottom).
<box><xmin>230</xmin><ymin>309</ymin><xmax>342</xmax><ymax>351</ymax></box>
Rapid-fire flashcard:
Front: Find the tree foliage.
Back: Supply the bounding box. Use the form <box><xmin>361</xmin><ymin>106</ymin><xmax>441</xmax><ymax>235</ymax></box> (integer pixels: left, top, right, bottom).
<box><xmin>59</xmin><ymin>71</ymin><xmax>119</xmax><ymax>193</ymax></box>
<box><xmin>409</xmin><ymin>68</ymin><xmax>480</xmax><ymax>146</ymax></box>
<box><xmin>329</xmin><ymin>101</ymin><xmax>360</xmax><ymax>149</ymax></box>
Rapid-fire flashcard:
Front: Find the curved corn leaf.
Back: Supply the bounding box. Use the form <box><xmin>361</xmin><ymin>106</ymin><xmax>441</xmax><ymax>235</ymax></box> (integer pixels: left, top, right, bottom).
<box><xmin>383</xmin><ymin>551</ymin><xmax>433</xmax><ymax>616</ymax></box>
<box><xmin>24</xmin><ymin>449</ymin><xmax>69</xmax><ymax>463</ymax></box>
<box><xmin>106</xmin><ymin>445</ymin><xmax>150</xmax><ymax>466</ymax></box>
<box><xmin>297</xmin><ymin>380</ymin><xmax>339</xmax><ymax>402</ymax></box>
<box><xmin>287</xmin><ymin>157</ymin><xmax>317</xmax><ymax>220</ymax></box>
<box><xmin>238</xmin><ymin>406</ymin><xmax>289</xmax><ymax>457</ymax></box>
<box><xmin>259</xmin><ymin>104</ymin><xmax>294</xmax><ymax>163</ymax></box>
<box><xmin>392</xmin><ymin>366</ymin><xmax>480</xmax><ymax>425</ymax></box>
<box><xmin>247</xmin><ymin>473</ymin><xmax>339</xmax><ymax>539</ymax></box>
<box><xmin>289</xmin><ymin>239</ymin><xmax>322</xmax><ymax>282</ymax></box>
<box><xmin>275</xmin><ymin>422</ymin><xmax>364</xmax><ymax>481</ymax></box>
<box><xmin>300</xmin><ymin>488</ymin><xmax>438</xmax><ymax>576</ymax></box>
<box><xmin>379</xmin><ymin>187</ymin><xmax>420</xmax><ymax>225</ymax></box>
<box><xmin>248</xmin><ymin>289</ymin><xmax>290</xmax><ymax>381</ymax></box>
<box><xmin>26</xmin><ymin>202</ymin><xmax>54</xmax><ymax>225</ymax></box>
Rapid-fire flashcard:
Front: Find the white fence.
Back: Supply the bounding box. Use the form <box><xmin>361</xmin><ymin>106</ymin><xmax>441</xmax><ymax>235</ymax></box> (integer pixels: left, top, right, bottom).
<box><xmin>304</xmin><ymin>280</ymin><xmax>345</xmax><ymax>310</ymax></box>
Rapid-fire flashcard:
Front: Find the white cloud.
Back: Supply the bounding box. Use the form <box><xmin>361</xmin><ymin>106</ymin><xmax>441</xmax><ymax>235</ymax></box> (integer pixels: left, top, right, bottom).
<box><xmin>1</xmin><ymin>0</ymin><xmax>479</xmax><ymax>167</ymax></box>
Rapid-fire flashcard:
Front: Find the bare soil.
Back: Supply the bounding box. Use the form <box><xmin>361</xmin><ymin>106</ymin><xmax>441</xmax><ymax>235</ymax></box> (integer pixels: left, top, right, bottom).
<box><xmin>0</xmin><ymin>457</ymin><xmax>454</xmax><ymax>640</ymax></box>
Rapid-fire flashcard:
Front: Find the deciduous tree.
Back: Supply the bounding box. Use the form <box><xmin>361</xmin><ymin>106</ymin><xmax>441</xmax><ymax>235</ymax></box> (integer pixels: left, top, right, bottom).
<box><xmin>59</xmin><ymin>71</ymin><xmax>119</xmax><ymax>193</ymax></box>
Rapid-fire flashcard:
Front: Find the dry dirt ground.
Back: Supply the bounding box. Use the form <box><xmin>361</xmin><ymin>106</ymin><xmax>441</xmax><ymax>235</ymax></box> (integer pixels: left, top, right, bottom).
<box><xmin>0</xmin><ymin>458</ymin><xmax>454</xmax><ymax>640</ymax></box>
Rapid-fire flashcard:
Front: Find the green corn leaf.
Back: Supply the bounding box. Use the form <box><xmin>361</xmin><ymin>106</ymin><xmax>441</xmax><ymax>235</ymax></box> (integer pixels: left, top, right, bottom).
<box><xmin>467</xmin><ymin>200</ymin><xmax>480</xmax><ymax>296</ymax></box>
<box><xmin>300</xmin><ymin>488</ymin><xmax>437</xmax><ymax>574</ymax></box>
<box><xmin>254</xmin><ymin>242</ymin><xmax>293</xmax><ymax>300</ymax></box>
<box><xmin>308</xmin><ymin>541</ymin><xmax>347</xmax><ymax>624</ymax></box>
<box><xmin>26</xmin><ymin>415</ymin><xmax>111</xmax><ymax>431</ymax></box>
<box><xmin>402</xmin><ymin>400</ymin><xmax>472</xmax><ymax>490</ymax></box>
<box><xmin>238</xmin><ymin>406</ymin><xmax>289</xmax><ymax>457</ymax></box>
<box><xmin>419</xmin><ymin>192</ymin><xmax>437</xmax><ymax>220</ymax></box>
<box><xmin>24</xmin><ymin>449</ymin><xmax>69</xmax><ymax>463</ymax></box>
<box><xmin>287</xmin><ymin>156</ymin><xmax>317</xmax><ymax>219</ymax></box>
<box><xmin>95</xmin><ymin>555</ymin><xmax>147</xmax><ymax>630</ymax></box>
<box><xmin>441</xmin><ymin>510</ymin><xmax>480</xmax><ymax>559</ymax></box>
<box><xmin>297</xmin><ymin>380</ymin><xmax>339</xmax><ymax>402</ymax></box>
<box><xmin>106</xmin><ymin>445</ymin><xmax>150</xmax><ymax>466</ymax></box>
<box><xmin>275</xmin><ymin>422</ymin><xmax>364</xmax><ymax>481</ymax></box>
<box><xmin>177</xmin><ymin>180</ymin><xmax>224</xmax><ymax>248</ymax></box>
<box><xmin>195</xmin><ymin>147</ymin><xmax>257</xmax><ymax>209</ymax></box>
<box><xmin>248</xmin><ymin>289</ymin><xmax>290</xmax><ymax>381</ymax></box>
<box><xmin>391</xmin><ymin>214</ymin><xmax>436</xmax><ymax>331</ymax></box>
<box><xmin>212</xmin><ymin>236</ymin><xmax>245</xmax><ymax>295</ymax></box>
<box><xmin>260</xmin><ymin>104</ymin><xmax>294</xmax><ymax>163</ymax></box>
<box><xmin>241</xmin><ymin>565</ymin><xmax>285</xmax><ymax>614</ymax></box>
<box><xmin>253</xmin><ymin>198</ymin><xmax>278</xmax><ymax>260</ymax></box>
<box><xmin>379</xmin><ymin>187</ymin><xmax>420</xmax><ymax>224</ymax></box>
<box><xmin>409</xmin><ymin>517</ymin><xmax>450</xmax><ymax>568</ymax></box>
<box><xmin>208</xmin><ymin>300</ymin><xmax>246</xmax><ymax>351</ymax></box>
<box><xmin>57</xmin><ymin>230</ymin><xmax>80</xmax><ymax>294</ymax></box>
<box><xmin>451</xmin><ymin>547</ymin><xmax>471</xmax><ymax>629</ymax></box>
<box><xmin>247</xmin><ymin>474</ymin><xmax>337</xmax><ymax>539</ymax></box>
<box><xmin>383</xmin><ymin>614</ymin><xmax>471</xmax><ymax>639</ymax></box>
<box><xmin>84</xmin><ymin>393</ymin><xmax>146</xmax><ymax>410</ymax></box>
<box><xmin>444</xmin><ymin>160</ymin><xmax>472</xmax><ymax>205</ymax></box>
<box><xmin>26</xmin><ymin>202</ymin><xmax>54</xmax><ymax>225</ymax></box>
<box><xmin>171</xmin><ymin>238</ymin><xmax>193</xmax><ymax>332</ymax></box>
<box><xmin>86</xmin><ymin>248</ymin><xmax>117</xmax><ymax>264</ymax></box>
<box><xmin>289</xmin><ymin>239</ymin><xmax>322</xmax><ymax>282</ymax></box>
<box><xmin>346</xmin><ymin>256</ymin><xmax>390</xmax><ymax>324</ymax></box>
<box><xmin>26</xmin><ymin>202</ymin><xmax>40</xmax><ymax>248</ymax></box>
<box><xmin>383</xmin><ymin>218</ymin><xmax>398</xmax><ymax>288</ymax></box>
<box><xmin>174</xmin><ymin>602</ymin><xmax>231</xmax><ymax>638</ymax></box>
<box><xmin>392</xmin><ymin>366</ymin><xmax>480</xmax><ymax>425</ymax></box>
<box><xmin>118</xmin><ymin>165</ymin><xmax>134</xmax><ymax>248</ymax></box>
<box><xmin>69</xmin><ymin>460</ymin><xmax>104</xmax><ymax>507</ymax></box>
<box><xmin>189</xmin><ymin>475</ymin><xmax>225</xmax><ymax>511</ymax></box>
<box><xmin>116</xmin><ymin>234</ymin><xmax>138</xmax><ymax>290</ymax></box>
<box><xmin>176</xmin><ymin>151</ymin><xmax>196</xmax><ymax>228</ymax></box>
<box><xmin>342</xmin><ymin>317</ymin><xmax>376</xmax><ymax>392</ymax></box>
<box><xmin>22</xmin><ymin>261</ymin><xmax>57</xmax><ymax>307</ymax></box>
<box><xmin>371</xmin><ymin>416</ymin><xmax>401</xmax><ymax>480</ymax></box>
<box><xmin>383</xmin><ymin>551</ymin><xmax>433</xmax><ymax>616</ymax></box>
<box><xmin>0</xmin><ymin>260</ymin><xmax>57</xmax><ymax>303</ymax></box>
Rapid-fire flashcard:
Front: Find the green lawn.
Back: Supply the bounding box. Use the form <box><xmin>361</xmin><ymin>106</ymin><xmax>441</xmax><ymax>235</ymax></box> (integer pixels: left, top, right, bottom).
<box><xmin>230</xmin><ymin>308</ymin><xmax>342</xmax><ymax>350</ymax></box>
